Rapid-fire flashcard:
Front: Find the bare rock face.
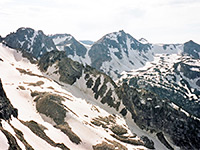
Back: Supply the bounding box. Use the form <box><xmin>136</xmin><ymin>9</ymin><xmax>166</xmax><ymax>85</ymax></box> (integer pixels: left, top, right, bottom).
<box><xmin>184</xmin><ymin>40</ymin><xmax>200</xmax><ymax>59</ymax></box>
<box><xmin>50</xmin><ymin>34</ymin><xmax>87</xmax><ymax>58</ymax></box>
<box><xmin>116</xmin><ymin>83</ymin><xmax>200</xmax><ymax>150</ymax></box>
<box><xmin>0</xmin><ymin>79</ymin><xmax>18</xmax><ymax>120</ymax></box>
<box><xmin>38</xmin><ymin>50</ymin><xmax>83</xmax><ymax>85</ymax></box>
<box><xmin>3</xmin><ymin>27</ymin><xmax>57</xmax><ymax>59</ymax></box>
<box><xmin>88</xmin><ymin>30</ymin><xmax>151</xmax><ymax>76</ymax></box>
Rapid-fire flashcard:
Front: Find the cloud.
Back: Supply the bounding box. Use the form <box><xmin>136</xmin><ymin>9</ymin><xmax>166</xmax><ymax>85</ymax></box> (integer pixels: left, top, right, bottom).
<box><xmin>0</xmin><ymin>0</ymin><xmax>200</xmax><ymax>43</ymax></box>
<box><xmin>168</xmin><ymin>0</ymin><xmax>200</xmax><ymax>5</ymax></box>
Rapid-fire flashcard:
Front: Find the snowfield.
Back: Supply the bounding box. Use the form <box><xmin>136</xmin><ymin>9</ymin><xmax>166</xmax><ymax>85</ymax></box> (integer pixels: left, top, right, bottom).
<box><xmin>0</xmin><ymin>43</ymin><xmax>156</xmax><ymax>149</ymax></box>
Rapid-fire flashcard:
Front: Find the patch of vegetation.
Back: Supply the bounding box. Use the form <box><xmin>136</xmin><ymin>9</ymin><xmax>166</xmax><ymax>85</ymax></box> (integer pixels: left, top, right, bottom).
<box><xmin>86</xmin><ymin>78</ymin><xmax>94</xmax><ymax>88</ymax></box>
<box><xmin>110</xmin><ymin>125</ymin><xmax>127</xmax><ymax>136</ymax></box>
<box><xmin>95</xmin><ymin>82</ymin><xmax>107</xmax><ymax>99</ymax></box>
<box><xmin>47</xmin><ymin>86</ymin><xmax>54</xmax><ymax>90</ymax></box>
<box><xmin>31</xmin><ymin>91</ymin><xmax>81</xmax><ymax>145</ymax></box>
<box><xmin>84</xmin><ymin>74</ymin><xmax>90</xmax><ymax>80</ymax></box>
<box><xmin>91</xmin><ymin>115</ymin><xmax>116</xmax><ymax>128</ymax></box>
<box><xmin>25</xmin><ymin>81</ymin><xmax>44</xmax><ymax>86</ymax></box>
<box><xmin>0</xmin><ymin>126</ymin><xmax>21</xmax><ymax>150</ymax></box>
<box><xmin>157</xmin><ymin>132</ymin><xmax>174</xmax><ymax>150</ymax></box>
<box><xmin>34</xmin><ymin>93</ymin><xmax>67</xmax><ymax>125</ymax></box>
<box><xmin>21</xmin><ymin>120</ymin><xmax>69</xmax><ymax>150</ymax></box>
<box><xmin>101</xmin><ymin>89</ymin><xmax>120</xmax><ymax>110</ymax></box>
<box><xmin>16</xmin><ymin>68</ymin><xmax>48</xmax><ymax>79</ymax></box>
<box><xmin>9</xmin><ymin>123</ymin><xmax>34</xmax><ymax>150</ymax></box>
<box><xmin>120</xmin><ymin>108</ymin><xmax>127</xmax><ymax>116</ymax></box>
<box><xmin>111</xmin><ymin>134</ymin><xmax>144</xmax><ymax>146</ymax></box>
<box><xmin>92</xmin><ymin>76</ymin><xmax>101</xmax><ymax>93</ymax></box>
<box><xmin>18</xmin><ymin>86</ymin><xmax>25</xmax><ymax>90</ymax></box>
<box><xmin>55</xmin><ymin>122</ymin><xmax>81</xmax><ymax>144</ymax></box>
<box><xmin>92</xmin><ymin>141</ymin><xmax>115</xmax><ymax>150</ymax></box>
<box><xmin>140</xmin><ymin>135</ymin><xmax>155</xmax><ymax>149</ymax></box>
<box><xmin>91</xmin><ymin>115</ymin><xmax>143</xmax><ymax>147</ymax></box>
<box><xmin>106</xmin><ymin>138</ymin><xmax>128</xmax><ymax>150</ymax></box>
<box><xmin>31</xmin><ymin>91</ymin><xmax>43</xmax><ymax>97</ymax></box>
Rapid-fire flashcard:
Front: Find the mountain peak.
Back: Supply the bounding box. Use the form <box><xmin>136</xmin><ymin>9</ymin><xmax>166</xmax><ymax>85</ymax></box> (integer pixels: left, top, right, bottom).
<box><xmin>184</xmin><ymin>40</ymin><xmax>200</xmax><ymax>59</ymax></box>
<box><xmin>119</xmin><ymin>29</ymin><xmax>125</xmax><ymax>34</ymax></box>
<box><xmin>3</xmin><ymin>27</ymin><xmax>56</xmax><ymax>58</ymax></box>
<box><xmin>139</xmin><ymin>38</ymin><xmax>149</xmax><ymax>44</ymax></box>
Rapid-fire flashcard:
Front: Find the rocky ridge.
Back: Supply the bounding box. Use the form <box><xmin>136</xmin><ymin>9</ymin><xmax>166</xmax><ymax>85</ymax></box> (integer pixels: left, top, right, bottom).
<box><xmin>39</xmin><ymin>50</ymin><xmax>200</xmax><ymax>150</ymax></box>
<box><xmin>3</xmin><ymin>27</ymin><xmax>56</xmax><ymax>58</ymax></box>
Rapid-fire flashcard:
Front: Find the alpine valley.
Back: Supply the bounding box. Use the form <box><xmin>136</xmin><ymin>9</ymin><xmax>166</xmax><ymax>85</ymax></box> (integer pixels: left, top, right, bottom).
<box><xmin>0</xmin><ymin>27</ymin><xmax>199</xmax><ymax>150</ymax></box>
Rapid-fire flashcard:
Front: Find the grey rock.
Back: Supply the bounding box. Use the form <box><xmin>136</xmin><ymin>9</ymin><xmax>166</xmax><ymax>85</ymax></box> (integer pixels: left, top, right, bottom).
<box><xmin>183</xmin><ymin>40</ymin><xmax>200</xmax><ymax>59</ymax></box>
<box><xmin>3</xmin><ymin>27</ymin><xmax>57</xmax><ymax>59</ymax></box>
<box><xmin>0</xmin><ymin>79</ymin><xmax>18</xmax><ymax>120</ymax></box>
<box><xmin>50</xmin><ymin>34</ymin><xmax>87</xmax><ymax>58</ymax></box>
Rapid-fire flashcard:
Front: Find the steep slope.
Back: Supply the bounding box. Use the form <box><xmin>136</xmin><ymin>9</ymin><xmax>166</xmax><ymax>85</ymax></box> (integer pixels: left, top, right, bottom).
<box><xmin>38</xmin><ymin>49</ymin><xmax>200</xmax><ymax>150</ymax></box>
<box><xmin>120</xmin><ymin>53</ymin><xmax>200</xmax><ymax>118</ymax></box>
<box><xmin>3</xmin><ymin>27</ymin><xmax>57</xmax><ymax>58</ymax></box>
<box><xmin>0</xmin><ymin>79</ymin><xmax>18</xmax><ymax>121</ymax></box>
<box><xmin>0</xmin><ymin>44</ymin><xmax>149</xmax><ymax>149</ymax></box>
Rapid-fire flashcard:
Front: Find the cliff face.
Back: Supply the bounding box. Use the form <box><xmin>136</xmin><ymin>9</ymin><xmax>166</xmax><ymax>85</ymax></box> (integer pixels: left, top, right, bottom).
<box><xmin>0</xmin><ymin>79</ymin><xmax>18</xmax><ymax>120</ymax></box>
<box><xmin>116</xmin><ymin>83</ymin><xmax>200</xmax><ymax>150</ymax></box>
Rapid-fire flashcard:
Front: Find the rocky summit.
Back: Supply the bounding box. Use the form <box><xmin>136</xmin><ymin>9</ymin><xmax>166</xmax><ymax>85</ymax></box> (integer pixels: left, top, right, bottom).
<box><xmin>0</xmin><ymin>27</ymin><xmax>199</xmax><ymax>150</ymax></box>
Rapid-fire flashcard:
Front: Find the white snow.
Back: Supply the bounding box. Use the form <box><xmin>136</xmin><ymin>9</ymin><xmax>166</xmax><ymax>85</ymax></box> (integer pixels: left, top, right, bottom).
<box><xmin>29</xmin><ymin>31</ymin><xmax>39</xmax><ymax>52</ymax></box>
<box><xmin>0</xmin><ymin>43</ymin><xmax>150</xmax><ymax>150</ymax></box>
<box><xmin>0</xmin><ymin>130</ymin><xmax>9</xmax><ymax>150</ymax></box>
<box><xmin>52</xmin><ymin>35</ymin><xmax>72</xmax><ymax>45</ymax></box>
<box><xmin>190</xmin><ymin>67</ymin><xmax>200</xmax><ymax>72</ymax></box>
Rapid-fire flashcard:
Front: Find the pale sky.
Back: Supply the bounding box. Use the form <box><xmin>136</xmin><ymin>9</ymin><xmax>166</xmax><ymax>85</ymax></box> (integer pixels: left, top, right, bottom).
<box><xmin>0</xmin><ymin>0</ymin><xmax>200</xmax><ymax>44</ymax></box>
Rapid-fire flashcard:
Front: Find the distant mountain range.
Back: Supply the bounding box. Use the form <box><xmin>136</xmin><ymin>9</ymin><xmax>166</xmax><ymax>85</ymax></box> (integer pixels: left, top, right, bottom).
<box><xmin>0</xmin><ymin>27</ymin><xmax>200</xmax><ymax>150</ymax></box>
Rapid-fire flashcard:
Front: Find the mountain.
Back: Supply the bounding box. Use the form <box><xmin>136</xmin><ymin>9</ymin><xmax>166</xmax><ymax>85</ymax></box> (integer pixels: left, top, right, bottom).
<box><xmin>0</xmin><ymin>43</ymin><xmax>150</xmax><ymax>150</ymax></box>
<box><xmin>183</xmin><ymin>40</ymin><xmax>200</xmax><ymax>59</ymax></box>
<box><xmin>3</xmin><ymin>27</ymin><xmax>57</xmax><ymax>58</ymax></box>
<box><xmin>120</xmin><ymin>52</ymin><xmax>200</xmax><ymax>117</ymax></box>
<box><xmin>52</xmin><ymin>30</ymin><xmax>184</xmax><ymax>80</ymax></box>
<box><xmin>0</xmin><ymin>27</ymin><xmax>200</xmax><ymax>150</ymax></box>
<box><xmin>49</xmin><ymin>34</ymin><xmax>91</xmax><ymax>65</ymax></box>
<box><xmin>38</xmin><ymin>50</ymin><xmax>200</xmax><ymax>150</ymax></box>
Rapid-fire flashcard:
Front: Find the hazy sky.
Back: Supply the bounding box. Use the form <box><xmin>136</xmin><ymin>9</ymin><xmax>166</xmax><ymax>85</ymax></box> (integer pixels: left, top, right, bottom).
<box><xmin>0</xmin><ymin>0</ymin><xmax>200</xmax><ymax>43</ymax></box>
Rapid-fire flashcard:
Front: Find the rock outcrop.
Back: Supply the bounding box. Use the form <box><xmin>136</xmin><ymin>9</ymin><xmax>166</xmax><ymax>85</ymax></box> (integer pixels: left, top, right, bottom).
<box><xmin>0</xmin><ymin>79</ymin><xmax>18</xmax><ymax>120</ymax></box>
<box><xmin>3</xmin><ymin>27</ymin><xmax>57</xmax><ymax>58</ymax></box>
